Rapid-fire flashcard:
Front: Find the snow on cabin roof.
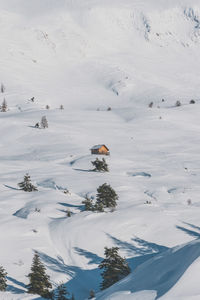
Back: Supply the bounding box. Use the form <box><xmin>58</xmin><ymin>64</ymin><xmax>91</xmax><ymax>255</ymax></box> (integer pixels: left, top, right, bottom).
<box><xmin>91</xmin><ymin>144</ymin><xmax>109</xmax><ymax>150</ymax></box>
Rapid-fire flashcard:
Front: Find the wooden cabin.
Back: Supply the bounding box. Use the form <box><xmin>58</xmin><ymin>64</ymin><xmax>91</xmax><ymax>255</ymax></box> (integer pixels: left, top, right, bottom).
<box><xmin>90</xmin><ymin>145</ymin><xmax>110</xmax><ymax>155</ymax></box>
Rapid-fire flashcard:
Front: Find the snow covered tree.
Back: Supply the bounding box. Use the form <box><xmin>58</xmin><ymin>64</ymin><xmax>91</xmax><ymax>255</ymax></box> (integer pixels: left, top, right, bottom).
<box><xmin>82</xmin><ymin>195</ymin><xmax>94</xmax><ymax>211</ymax></box>
<box><xmin>41</xmin><ymin>116</ymin><xmax>48</xmax><ymax>129</ymax></box>
<box><xmin>60</xmin><ymin>105</ymin><xmax>64</xmax><ymax>110</ymax></box>
<box><xmin>99</xmin><ymin>247</ymin><xmax>130</xmax><ymax>290</ymax></box>
<box><xmin>0</xmin><ymin>266</ymin><xmax>7</xmax><ymax>291</ymax></box>
<box><xmin>89</xmin><ymin>290</ymin><xmax>95</xmax><ymax>299</ymax></box>
<box><xmin>1</xmin><ymin>83</ymin><xmax>5</xmax><ymax>93</ymax></box>
<box><xmin>18</xmin><ymin>173</ymin><xmax>38</xmax><ymax>192</ymax></box>
<box><xmin>46</xmin><ymin>105</ymin><xmax>50</xmax><ymax>110</ymax></box>
<box><xmin>56</xmin><ymin>283</ymin><xmax>69</xmax><ymax>300</ymax></box>
<box><xmin>27</xmin><ymin>252</ymin><xmax>52</xmax><ymax>299</ymax></box>
<box><xmin>1</xmin><ymin>99</ymin><xmax>7</xmax><ymax>112</ymax></box>
<box><xmin>96</xmin><ymin>183</ymin><xmax>118</xmax><ymax>210</ymax></box>
<box><xmin>92</xmin><ymin>158</ymin><xmax>109</xmax><ymax>172</ymax></box>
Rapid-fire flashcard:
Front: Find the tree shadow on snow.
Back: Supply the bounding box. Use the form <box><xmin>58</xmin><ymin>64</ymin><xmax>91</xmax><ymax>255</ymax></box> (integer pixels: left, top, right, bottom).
<box><xmin>4</xmin><ymin>184</ymin><xmax>21</xmax><ymax>191</ymax></box>
<box><xmin>73</xmin><ymin>168</ymin><xmax>95</xmax><ymax>172</ymax></box>
<box><xmin>58</xmin><ymin>202</ymin><xmax>84</xmax><ymax>211</ymax></box>
<box><xmin>7</xmin><ymin>276</ymin><xmax>26</xmax><ymax>294</ymax></box>
<box><xmin>176</xmin><ymin>222</ymin><xmax>200</xmax><ymax>239</ymax></box>
<box><xmin>37</xmin><ymin>250</ymin><xmax>101</xmax><ymax>299</ymax></box>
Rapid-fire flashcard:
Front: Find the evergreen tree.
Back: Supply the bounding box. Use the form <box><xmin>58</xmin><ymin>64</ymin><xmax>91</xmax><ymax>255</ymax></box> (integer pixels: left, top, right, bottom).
<box><xmin>92</xmin><ymin>158</ymin><xmax>109</xmax><ymax>172</ymax></box>
<box><xmin>96</xmin><ymin>183</ymin><xmax>118</xmax><ymax>209</ymax></box>
<box><xmin>82</xmin><ymin>195</ymin><xmax>94</xmax><ymax>211</ymax></box>
<box><xmin>99</xmin><ymin>247</ymin><xmax>130</xmax><ymax>290</ymax></box>
<box><xmin>60</xmin><ymin>105</ymin><xmax>64</xmax><ymax>110</ymax></box>
<box><xmin>1</xmin><ymin>83</ymin><xmax>5</xmax><ymax>93</ymax></box>
<box><xmin>0</xmin><ymin>266</ymin><xmax>7</xmax><ymax>291</ymax></box>
<box><xmin>56</xmin><ymin>283</ymin><xmax>69</xmax><ymax>300</ymax></box>
<box><xmin>89</xmin><ymin>289</ymin><xmax>95</xmax><ymax>299</ymax></box>
<box><xmin>18</xmin><ymin>173</ymin><xmax>38</xmax><ymax>192</ymax></box>
<box><xmin>93</xmin><ymin>201</ymin><xmax>104</xmax><ymax>213</ymax></box>
<box><xmin>27</xmin><ymin>252</ymin><xmax>52</xmax><ymax>298</ymax></box>
<box><xmin>41</xmin><ymin>116</ymin><xmax>48</xmax><ymax>129</ymax></box>
<box><xmin>46</xmin><ymin>105</ymin><xmax>50</xmax><ymax>110</ymax></box>
<box><xmin>1</xmin><ymin>99</ymin><xmax>7</xmax><ymax>112</ymax></box>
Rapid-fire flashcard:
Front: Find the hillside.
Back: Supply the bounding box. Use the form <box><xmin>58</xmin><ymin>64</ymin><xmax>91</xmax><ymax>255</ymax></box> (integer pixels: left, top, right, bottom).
<box><xmin>1</xmin><ymin>0</ymin><xmax>200</xmax><ymax>299</ymax></box>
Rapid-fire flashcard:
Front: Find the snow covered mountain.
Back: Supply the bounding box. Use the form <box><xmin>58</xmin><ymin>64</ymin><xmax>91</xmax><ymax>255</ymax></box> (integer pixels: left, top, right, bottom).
<box><xmin>1</xmin><ymin>0</ymin><xmax>200</xmax><ymax>299</ymax></box>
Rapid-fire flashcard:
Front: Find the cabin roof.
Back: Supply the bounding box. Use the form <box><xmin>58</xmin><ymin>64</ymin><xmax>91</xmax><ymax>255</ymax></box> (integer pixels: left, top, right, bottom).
<box><xmin>91</xmin><ymin>144</ymin><xmax>109</xmax><ymax>151</ymax></box>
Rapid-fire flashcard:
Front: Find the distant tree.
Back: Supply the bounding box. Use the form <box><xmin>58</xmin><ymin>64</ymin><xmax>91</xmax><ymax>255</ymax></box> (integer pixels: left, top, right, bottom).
<box><xmin>99</xmin><ymin>247</ymin><xmax>130</xmax><ymax>290</ymax></box>
<box><xmin>18</xmin><ymin>173</ymin><xmax>38</xmax><ymax>192</ymax></box>
<box><xmin>148</xmin><ymin>102</ymin><xmax>153</xmax><ymax>108</ymax></box>
<box><xmin>0</xmin><ymin>266</ymin><xmax>7</xmax><ymax>291</ymax></box>
<box><xmin>56</xmin><ymin>283</ymin><xmax>69</xmax><ymax>300</ymax></box>
<box><xmin>46</xmin><ymin>105</ymin><xmax>50</xmax><ymax>110</ymax></box>
<box><xmin>71</xmin><ymin>294</ymin><xmax>75</xmax><ymax>300</ymax></box>
<box><xmin>92</xmin><ymin>158</ymin><xmax>109</xmax><ymax>172</ymax></box>
<box><xmin>190</xmin><ymin>100</ymin><xmax>195</xmax><ymax>104</ymax></box>
<box><xmin>27</xmin><ymin>252</ymin><xmax>52</xmax><ymax>299</ymax></box>
<box><xmin>60</xmin><ymin>105</ymin><xmax>64</xmax><ymax>110</ymax></box>
<box><xmin>1</xmin><ymin>99</ymin><xmax>7</xmax><ymax>112</ymax></box>
<box><xmin>82</xmin><ymin>195</ymin><xmax>94</xmax><ymax>211</ymax></box>
<box><xmin>89</xmin><ymin>290</ymin><xmax>95</xmax><ymax>299</ymax></box>
<box><xmin>35</xmin><ymin>122</ymin><xmax>40</xmax><ymax>128</ymax></box>
<box><xmin>30</xmin><ymin>97</ymin><xmax>35</xmax><ymax>102</ymax></box>
<box><xmin>41</xmin><ymin>116</ymin><xmax>48</xmax><ymax>129</ymax></box>
<box><xmin>1</xmin><ymin>83</ymin><xmax>5</xmax><ymax>93</ymax></box>
<box><xmin>96</xmin><ymin>183</ymin><xmax>118</xmax><ymax>210</ymax></box>
<box><xmin>175</xmin><ymin>100</ymin><xmax>181</xmax><ymax>107</ymax></box>
<box><xmin>107</xmin><ymin>107</ymin><xmax>111</xmax><ymax>111</ymax></box>
<box><xmin>66</xmin><ymin>210</ymin><xmax>71</xmax><ymax>217</ymax></box>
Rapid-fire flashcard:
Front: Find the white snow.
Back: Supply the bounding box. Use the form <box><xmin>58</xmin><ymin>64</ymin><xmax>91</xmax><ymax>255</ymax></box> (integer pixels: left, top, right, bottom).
<box><xmin>1</xmin><ymin>0</ymin><xmax>200</xmax><ymax>299</ymax></box>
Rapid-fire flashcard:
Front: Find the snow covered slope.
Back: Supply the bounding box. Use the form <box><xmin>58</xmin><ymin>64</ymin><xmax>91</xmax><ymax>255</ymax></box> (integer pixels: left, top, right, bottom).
<box><xmin>1</xmin><ymin>0</ymin><xmax>200</xmax><ymax>299</ymax></box>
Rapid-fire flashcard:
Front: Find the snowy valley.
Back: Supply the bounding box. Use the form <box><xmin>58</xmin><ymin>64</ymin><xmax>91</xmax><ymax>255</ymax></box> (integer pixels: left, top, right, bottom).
<box><xmin>1</xmin><ymin>0</ymin><xmax>200</xmax><ymax>299</ymax></box>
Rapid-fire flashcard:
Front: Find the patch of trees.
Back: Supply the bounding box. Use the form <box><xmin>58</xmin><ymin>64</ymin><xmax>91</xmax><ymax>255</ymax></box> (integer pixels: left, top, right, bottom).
<box><xmin>91</xmin><ymin>158</ymin><xmax>109</xmax><ymax>172</ymax></box>
<box><xmin>82</xmin><ymin>183</ymin><xmax>118</xmax><ymax>212</ymax></box>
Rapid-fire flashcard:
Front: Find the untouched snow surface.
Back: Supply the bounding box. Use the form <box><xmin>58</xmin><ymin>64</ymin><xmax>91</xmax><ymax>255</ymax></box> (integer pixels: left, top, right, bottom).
<box><xmin>1</xmin><ymin>0</ymin><xmax>200</xmax><ymax>299</ymax></box>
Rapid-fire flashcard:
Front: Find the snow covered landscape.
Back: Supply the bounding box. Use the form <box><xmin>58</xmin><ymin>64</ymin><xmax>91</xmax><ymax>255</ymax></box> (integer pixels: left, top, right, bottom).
<box><xmin>1</xmin><ymin>0</ymin><xmax>200</xmax><ymax>299</ymax></box>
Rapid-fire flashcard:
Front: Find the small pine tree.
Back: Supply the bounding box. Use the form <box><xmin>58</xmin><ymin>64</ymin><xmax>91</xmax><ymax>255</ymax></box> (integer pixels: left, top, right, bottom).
<box><xmin>89</xmin><ymin>290</ymin><xmax>95</xmax><ymax>299</ymax></box>
<box><xmin>56</xmin><ymin>283</ymin><xmax>69</xmax><ymax>300</ymax></box>
<box><xmin>41</xmin><ymin>116</ymin><xmax>48</xmax><ymax>129</ymax></box>
<box><xmin>1</xmin><ymin>99</ymin><xmax>7</xmax><ymax>112</ymax></box>
<box><xmin>18</xmin><ymin>173</ymin><xmax>38</xmax><ymax>192</ymax></box>
<box><xmin>66</xmin><ymin>210</ymin><xmax>71</xmax><ymax>217</ymax></box>
<box><xmin>60</xmin><ymin>105</ymin><xmax>64</xmax><ymax>110</ymax></box>
<box><xmin>27</xmin><ymin>252</ymin><xmax>52</xmax><ymax>299</ymax></box>
<box><xmin>99</xmin><ymin>247</ymin><xmax>130</xmax><ymax>290</ymax></box>
<box><xmin>46</xmin><ymin>105</ymin><xmax>50</xmax><ymax>110</ymax></box>
<box><xmin>1</xmin><ymin>83</ymin><xmax>5</xmax><ymax>93</ymax></box>
<box><xmin>148</xmin><ymin>102</ymin><xmax>153</xmax><ymax>108</ymax></box>
<box><xmin>92</xmin><ymin>158</ymin><xmax>109</xmax><ymax>172</ymax></box>
<box><xmin>96</xmin><ymin>183</ymin><xmax>118</xmax><ymax>209</ymax></box>
<box><xmin>175</xmin><ymin>100</ymin><xmax>181</xmax><ymax>107</ymax></box>
<box><xmin>0</xmin><ymin>266</ymin><xmax>7</xmax><ymax>291</ymax></box>
<box><xmin>82</xmin><ymin>195</ymin><xmax>94</xmax><ymax>211</ymax></box>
